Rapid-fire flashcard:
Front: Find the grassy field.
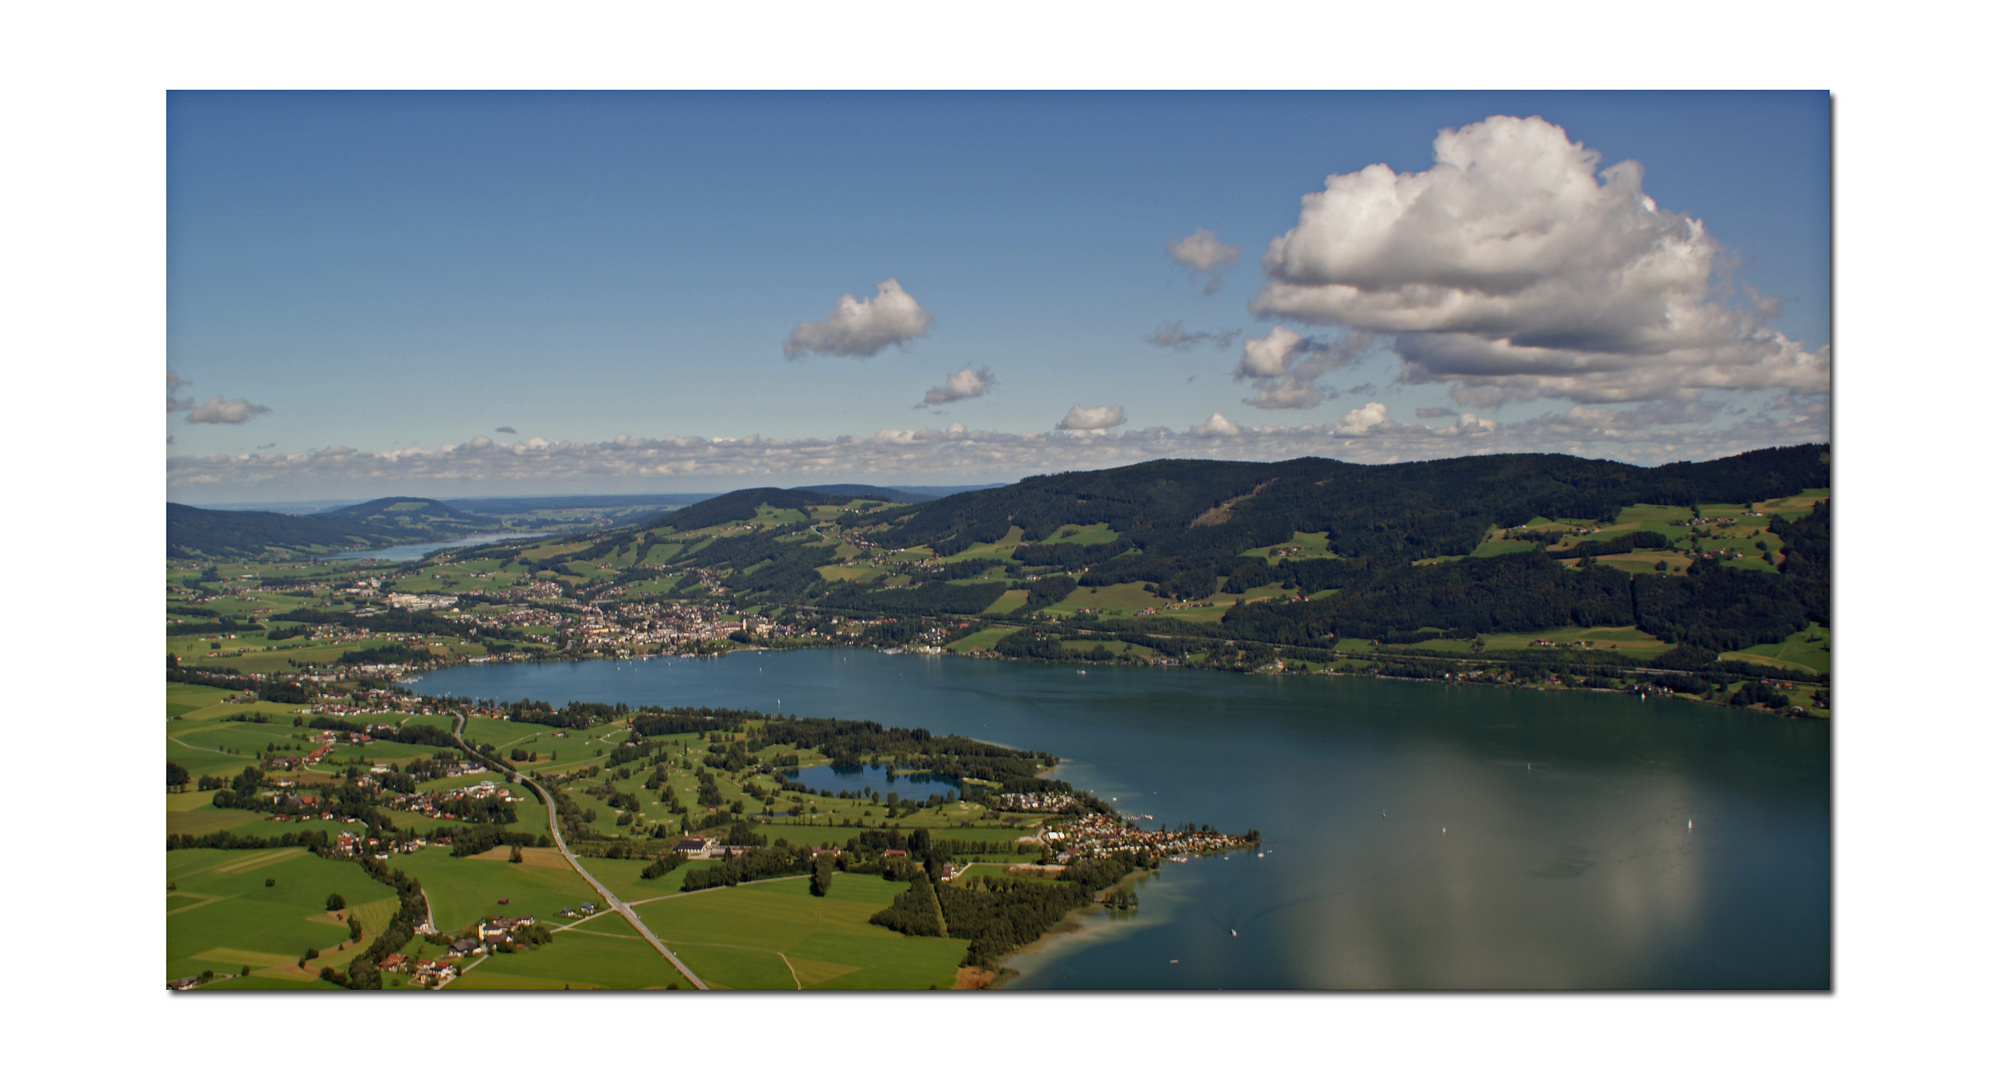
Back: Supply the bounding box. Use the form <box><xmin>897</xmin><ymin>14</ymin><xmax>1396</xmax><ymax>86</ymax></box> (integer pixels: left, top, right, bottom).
<box><xmin>1726</xmin><ymin>622</ymin><xmax>1831</xmax><ymax>674</ymax></box>
<box><xmin>947</xmin><ymin>626</ymin><xmax>1017</xmax><ymax>653</ymax></box>
<box><xmin>392</xmin><ymin>846</ymin><xmax>599</xmax><ymax>936</ymax></box>
<box><xmin>635</xmin><ymin>874</ymin><xmax>965</xmax><ymax>989</ymax></box>
<box><xmin>167</xmin><ymin>846</ymin><xmax>397</xmax><ymax>981</ymax></box>
<box><xmin>450</xmin><ymin>921</ymin><xmax>689</xmax><ymax>989</ymax></box>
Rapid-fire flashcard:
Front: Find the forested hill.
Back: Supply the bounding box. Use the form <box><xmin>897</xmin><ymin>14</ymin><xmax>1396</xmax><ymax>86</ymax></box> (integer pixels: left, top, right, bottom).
<box><xmin>535</xmin><ymin>443</ymin><xmax>1829</xmax><ymax>622</ymax></box>
<box><xmin>863</xmin><ymin>443</ymin><xmax>1827</xmax><ymax>563</ymax></box>
<box><xmin>167</xmin><ymin>497</ymin><xmax>498</xmax><ymax>558</ymax></box>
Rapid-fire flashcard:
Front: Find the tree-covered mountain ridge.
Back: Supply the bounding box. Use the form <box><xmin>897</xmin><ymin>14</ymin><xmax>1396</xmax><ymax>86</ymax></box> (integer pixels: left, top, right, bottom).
<box><xmin>481</xmin><ymin>444</ymin><xmax>1827</xmax><ymax>668</ymax></box>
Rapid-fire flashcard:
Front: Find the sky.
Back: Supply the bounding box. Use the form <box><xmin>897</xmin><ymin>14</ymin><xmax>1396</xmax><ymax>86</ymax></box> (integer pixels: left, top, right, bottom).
<box><xmin>166</xmin><ymin>91</ymin><xmax>1830</xmax><ymax>504</ymax></box>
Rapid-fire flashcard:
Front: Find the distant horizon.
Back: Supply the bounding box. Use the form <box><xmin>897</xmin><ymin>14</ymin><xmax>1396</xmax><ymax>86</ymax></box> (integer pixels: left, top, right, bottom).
<box><xmin>171</xmin><ymin>441</ymin><xmax>1824</xmax><ymax>513</ymax></box>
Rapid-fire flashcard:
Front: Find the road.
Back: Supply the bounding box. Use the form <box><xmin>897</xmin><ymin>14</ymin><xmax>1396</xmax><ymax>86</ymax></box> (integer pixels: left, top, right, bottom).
<box><xmin>452</xmin><ymin>713</ymin><xmax>709</xmax><ymax>989</ymax></box>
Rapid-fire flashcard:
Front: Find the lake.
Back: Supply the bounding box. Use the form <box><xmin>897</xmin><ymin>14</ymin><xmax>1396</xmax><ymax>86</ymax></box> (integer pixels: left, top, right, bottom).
<box><xmin>781</xmin><ymin>762</ymin><xmax>960</xmax><ymax>803</ymax></box>
<box><xmin>414</xmin><ymin>648</ymin><xmax>1831</xmax><ymax>990</ymax></box>
<box><xmin>331</xmin><ymin>532</ymin><xmax>548</xmax><ymax>562</ymax></box>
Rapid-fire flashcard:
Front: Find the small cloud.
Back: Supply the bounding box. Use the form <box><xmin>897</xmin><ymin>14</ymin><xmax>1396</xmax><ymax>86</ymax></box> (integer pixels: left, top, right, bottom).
<box><xmin>1167</xmin><ymin>228</ymin><xmax>1240</xmax><ymax>274</ymax></box>
<box><xmin>1415</xmin><ymin>407</ymin><xmax>1456</xmax><ymax>419</ymax></box>
<box><xmin>186</xmin><ymin>396</ymin><xmax>271</xmax><ymax>425</ymax></box>
<box><xmin>1334</xmin><ymin>401</ymin><xmax>1391</xmax><ymax>436</ymax></box>
<box><xmin>1191</xmin><ymin>412</ymin><xmax>1241</xmax><ymax>437</ymax></box>
<box><xmin>167</xmin><ymin>368</ymin><xmax>194</xmax><ymax>412</ymax></box>
<box><xmin>1144</xmin><ymin>321</ymin><xmax>1240</xmax><ymax>351</ymax></box>
<box><xmin>1057</xmin><ymin>404</ymin><xmax>1126</xmax><ymax>431</ymax></box>
<box><xmin>920</xmin><ymin>366</ymin><xmax>996</xmax><ymax>407</ymax></box>
<box><xmin>1347</xmin><ymin>383</ymin><xmax>1376</xmax><ymax>396</ymax></box>
<box><xmin>784</xmin><ymin>278</ymin><xmax>933</xmax><ymax>359</ymax></box>
<box><xmin>1167</xmin><ymin>228</ymin><xmax>1240</xmax><ymax>294</ymax></box>
<box><xmin>1235</xmin><ymin>326</ymin><xmax>1373</xmax><ymax>410</ymax></box>
<box><xmin>495</xmin><ymin>425</ymin><xmax>516</xmax><ymax>434</ymax></box>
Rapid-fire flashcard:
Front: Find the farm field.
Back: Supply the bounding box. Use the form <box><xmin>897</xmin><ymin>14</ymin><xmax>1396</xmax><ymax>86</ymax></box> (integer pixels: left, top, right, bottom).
<box><xmin>451</xmin><ymin>921</ymin><xmax>688</xmax><ymax>989</ymax></box>
<box><xmin>167</xmin><ymin>846</ymin><xmax>397</xmax><ymax>982</ymax></box>
<box><xmin>1726</xmin><ymin>622</ymin><xmax>1831</xmax><ymax>674</ymax></box>
<box><xmin>635</xmin><ymin>874</ymin><xmax>965</xmax><ymax>990</ymax></box>
<box><xmin>394</xmin><ymin>846</ymin><xmax>599</xmax><ymax>935</ymax></box>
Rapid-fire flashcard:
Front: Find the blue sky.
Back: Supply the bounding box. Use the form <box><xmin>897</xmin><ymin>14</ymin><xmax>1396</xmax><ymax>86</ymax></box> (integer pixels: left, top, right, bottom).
<box><xmin>167</xmin><ymin>91</ymin><xmax>1829</xmax><ymax>503</ymax></box>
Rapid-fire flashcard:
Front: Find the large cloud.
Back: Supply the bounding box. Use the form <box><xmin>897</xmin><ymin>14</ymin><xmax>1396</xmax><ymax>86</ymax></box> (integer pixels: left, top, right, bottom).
<box><xmin>783</xmin><ymin>278</ymin><xmax>933</xmax><ymax>359</ymax></box>
<box><xmin>1234</xmin><ymin>326</ymin><xmax>1374</xmax><ymax>410</ymax></box>
<box><xmin>185</xmin><ymin>395</ymin><xmax>271</xmax><ymax>424</ymax></box>
<box><xmin>1057</xmin><ymin>405</ymin><xmax>1126</xmax><ymax>431</ymax></box>
<box><xmin>1251</xmin><ymin>115</ymin><xmax>1829</xmax><ymax>406</ymax></box>
<box><xmin>920</xmin><ymin>366</ymin><xmax>996</xmax><ymax>406</ymax></box>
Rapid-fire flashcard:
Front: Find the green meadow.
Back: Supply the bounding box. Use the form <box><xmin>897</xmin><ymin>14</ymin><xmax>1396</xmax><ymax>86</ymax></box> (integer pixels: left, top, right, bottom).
<box><xmin>167</xmin><ymin>846</ymin><xmax>397</xmax><ymax>981</ymax></box>
<box><xmin>636</xmin><ymin>874</ymin><xmax>965</xmax><ymax>990</ymax></box>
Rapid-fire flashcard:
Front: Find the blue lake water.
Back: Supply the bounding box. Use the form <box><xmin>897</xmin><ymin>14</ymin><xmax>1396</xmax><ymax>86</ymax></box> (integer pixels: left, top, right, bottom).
<box><xmin>415</xmin><ymin>648</ymin><xmax>1832</xmax><ymax>990</ymax></box>
<box><xmin>781</xmin><ymin>762</ymin><xmax>960</xmax><ymax>802</ymax></box>
<box><xmin>332</xmin><ymin>532</ymin><xmax>548</xmax><ymax>562</ymax></box>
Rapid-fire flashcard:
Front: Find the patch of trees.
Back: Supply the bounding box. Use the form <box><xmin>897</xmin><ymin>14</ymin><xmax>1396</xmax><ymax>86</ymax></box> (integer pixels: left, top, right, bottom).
<box><xmin>1630</xmin><ymin>562</ymin><xmax>1811</xmax><ymax>652</ymax></box>
<box><xmin>871</xmin><ymin>851</ymin><xmax>1150</xmax><ymax>969</ymax></box>
<box><xmin>168</xmin><ymin>762</ymin><xmax>190</xmax><ymax>791</ymax></box>
<box><xmin>505</xmin><ymin>698</ymin><xmax>622</xmax><ymax>729</ymax></box>
<box><xmin>810</xmin><ymin>580</ymin><xmax>1010</xmax><ymax>617</ymax></box>
<box><xmin>166</xmin><ymin>662</ymin><xmax>313</xmax><ymax>703</ymax></box>
<box><xmin>681</xmin><ymin>846</ymin><xmax>813</xmax><ymax>891</ymax></box>
<box><xmin>167</xmin><ymin>828</ymin><xmax>332</xmax><ymax>852</ymax></box>
<box><xmin>1558</xmin><ymin>531</ymin><xmax>1671</xmax><ymax>559</ymax></box>
<box><xmin>754</xmin><ymin>716</ymin><xmax>1060</xmax><ymax>793</ymax></box>
<box><xmin>994</xmin><ymin>629</ymin><xmax>1070</xmax><ymax>661</ymax></box>
<box><xmin>442</xmin><ymin>822</ymin><xmax>542</xmax><ymax>857</ymax></box>
<box><xmin>629</xmin><ymin>706</ymin><xmax>751</xmax><ymax>737</ymax></box>
<box><xmin>1016</xmin><ymin>574</ymin><xmax>1078</xmax><ymax>612</ymax></box>
<box><xmin>301</xmin><ymin>716</ymin><xmax>456</xmax><ymax>748</ymax></box>
<box><xmin>1011</xmin><ymin>542</ymin><xmax>1130</xmax><ymax>571</ymax></box>
<box><xmin>167</xmin><ymin>617</ymin><xmax>266</xmax><ymax>636</ymax></box>
<box><xmin>1768</xmin><ymin>500</ymin><xmax>1830</xmax><ymax>626</ymax></box>
<box><xmin>1323</xmin><ymin>552</ymin><xmax>1637</xmax><ymax>639</ymax></box>
<box><xmin>641</xmin><ymin>851</ymin><xmax>689</xmax><ymax>879</ymax></box>
<box><xmin>1729</xmin><ymin>680</ymin><xmax>1793</xmax><ymax>709</ymax></box>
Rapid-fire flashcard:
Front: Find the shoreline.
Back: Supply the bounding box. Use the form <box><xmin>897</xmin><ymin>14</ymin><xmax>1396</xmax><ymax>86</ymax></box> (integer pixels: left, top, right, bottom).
<box><xmin>370</xmin><ymin>638</ymin><xmax>1823</xmax><ymax>721</ymax></box>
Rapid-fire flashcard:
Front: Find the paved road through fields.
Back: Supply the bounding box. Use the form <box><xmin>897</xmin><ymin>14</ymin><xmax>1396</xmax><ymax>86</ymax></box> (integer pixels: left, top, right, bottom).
<box><xmin>453</xmin><ymin>713</ymin><xmax>709</xmax><ymax>989</ymax></box>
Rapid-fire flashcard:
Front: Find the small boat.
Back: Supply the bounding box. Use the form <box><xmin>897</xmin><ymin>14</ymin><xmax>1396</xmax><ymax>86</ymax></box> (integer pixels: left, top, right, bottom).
<box><xmin>1230</xmin><ymin>929</ymin><xmax>1237</xmax><ymax>937</ymax></box>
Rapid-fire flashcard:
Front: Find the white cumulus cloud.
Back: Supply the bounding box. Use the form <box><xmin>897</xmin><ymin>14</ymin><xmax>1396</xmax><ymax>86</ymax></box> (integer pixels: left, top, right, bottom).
<box><xmin>1168</xmin><ymin>228</ymin><xmax>1240</xmax><ymax>273</ymax></box>
<box><xmin>1334</xmin><ymin>401</ymin><xmax>1390</xmax><ymax>435</ymax></box>
<box><xmin>920</xmin><ymin>366</ymin><xmax>996</xmax><ymax>406</ymax></box>
<box><xmin>1057</xmin><ymin>404</ymin><xmax>1126</xmax><ymax>431</ymax></box>
<box><xmin>1252</xmin><ymin>114</ymin><xmax>1829</xmax><ymax>407</ymax></box>
<box><xmin>185</xmin><ymin>395</ymin><xmax>271</xmax><ymax>424</ymax></box>
<box><xmin>1168</xmin><ymin>228</ymin><xmax>1240</xmax><ymax>294</ymax></box>
<box><xmin>1191</xmin><ymin>412</ymin><xmax>1241</xmax><ymax>437</ymax></box>
<box><xmin>783</xmin><ymin>278</ymin><xmax>933</xmax><ymax>359</ymax></box>
<box><xmin>1234</xmin><ymin>326</ymin><xmax>1374</xmax><ymax>410</ymax></box>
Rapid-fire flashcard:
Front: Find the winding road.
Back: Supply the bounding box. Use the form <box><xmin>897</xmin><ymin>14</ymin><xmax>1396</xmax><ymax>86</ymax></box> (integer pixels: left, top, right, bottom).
<box><xmin>453</xmin><ymin>713</ymin><xmax>708</xmax><ymax>989</ymax></box>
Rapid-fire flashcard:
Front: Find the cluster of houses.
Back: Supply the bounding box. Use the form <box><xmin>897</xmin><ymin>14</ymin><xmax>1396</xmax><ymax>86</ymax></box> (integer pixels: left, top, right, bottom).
<box><xmin>1040</xmin><ymin>813</ymin><xmax>1254</xmax><ymax>865</ymax></box>
<box><xmin>384</xmin><ymin>778</ymin><xmax>521</xmax><ymax>821</ymax></box>
<box><xmin>996</xmin><ymin>792</ymin><xmax>1079</xmax><ymax>813</ymax></box>
<box><xmin>378</xmin><ymin>952</ymin><xmax>458</xmax><ymax>988</ymax></box>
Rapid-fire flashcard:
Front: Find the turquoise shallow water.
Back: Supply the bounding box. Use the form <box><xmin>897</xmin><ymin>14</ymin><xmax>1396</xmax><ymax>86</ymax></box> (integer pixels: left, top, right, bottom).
<box><xmin>415</xmin><ymin>648</ymin><xmax>1831</xmax><ymax>990</ymax></box>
